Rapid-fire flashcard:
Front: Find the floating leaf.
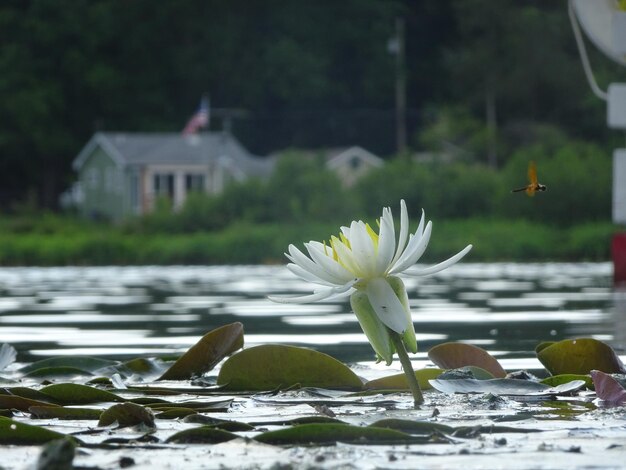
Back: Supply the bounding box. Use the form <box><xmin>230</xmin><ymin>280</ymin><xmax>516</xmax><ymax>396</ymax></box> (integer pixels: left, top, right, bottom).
<box><xmin>19</xmin><ymin>357</ymin><xmax>116</xmax><ymax>374</ymax></box>
<box><xmin>0</xmin><ymin>416</ymin><xmax>73</xmax><ymax>445</ymax></box>
<box><xmin>119</xmin><ymin>357</ymin><xmax>164</xmax><ymax>376</ymax></box>
<box><xmin>36</xmin><ymin>437</ymin><xmax>76</xmax><ymax>470</ymax></box>
<box><xmin>255</xmin><ymin>423</ymin><xmax>424</xmax><ymax>445</ymax></box>
<box><xmin>155</xmin><ymin>407</ymin><xmax>198</xmax><ymax>420</ymax></box>
<box><xmin>98</xmin><ymin>403</ymin><xmax>155</xmax><ymax>428</ymax></box>
<box><xmin>166</xmin><ymin>426</ymin><xmax>239</xmax><ymax>444</ymax></box>
<box><xmin>370</xmin><ymin>418</ymin><xmax>454</xmax><ymax>435</ymax></box>
<box><xmin>364</xmin><ymin>368</ymin><xmax>443</xmax><ymax>390</ymax></box>
<box><xmin>0</xmin><ymin>343</ymin><xmax>17</xmax><ymax>372</ymax></box>
<box><xmin>429</xmin><ymin>378</ymin><xmax>586</xmax><ymax>396</ymax></box>
<box><xmin>428</xmin><ymin>343</ymin><xmax>506</xmax><ymax>378</ymax></box>
<box><xmin>29</xmin><ymin>406</ymin><xmax>103</xmax><ymax>421</ymax></box>
<box><xmin>536</xmin><ymin>338</ymin><xmax>626</xmax><ymax>376</ymax></box>
<box><xmin>159</xmin><ymin>322</ymin><xmax>244</xmax><ymax>381</ymax></box>
<box><xmin>1</xmin><ymin>387</ymin><xmax>61</xmax><ymax>402</ymax></box>
<box><xmin>217</xmin><ymin>344</ymin><xmax>363</xmax><ymax>391</ymax></box>
<box><xmin>23</xmin><ymin>366</ymin><xmax>95</xmax><ymax>379</ymax></box>
<box><xmin>0</xmin><ymin>395</ymin><xmax>60</xmax><ymax>412</ymax></box>
<box><xmin>39</xmin><ymin>383</ymin><xmax>125</xmax><ymax>405</ymax></box>
<box><xmin>590</xmin><ymin>370</ymin><xmax>626</xmax><ymax>404</ymax></box>
<box><xmin>540</xmin><ymin>374</ymin><xmax>593</xmax><ymax>389</ymax></box>
<box><xmin>438</xmin><ymin>366</ymin><xmax>495</xmax><ymax>381</ymax></box>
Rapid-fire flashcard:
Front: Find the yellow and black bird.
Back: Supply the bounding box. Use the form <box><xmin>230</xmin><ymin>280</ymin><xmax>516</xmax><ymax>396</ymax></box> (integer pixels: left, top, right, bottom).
<box><xmin>512</xmin><ymin>160</ymin><xmax>546</xmax><ymax>197</ymax></box>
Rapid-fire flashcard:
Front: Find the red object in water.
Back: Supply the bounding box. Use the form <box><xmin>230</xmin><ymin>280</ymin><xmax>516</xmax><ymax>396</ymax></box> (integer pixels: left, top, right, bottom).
<box><xmin>613</xmin><ymin>233</ymin><xmax>626</xmax><ymax>286</ymax></box>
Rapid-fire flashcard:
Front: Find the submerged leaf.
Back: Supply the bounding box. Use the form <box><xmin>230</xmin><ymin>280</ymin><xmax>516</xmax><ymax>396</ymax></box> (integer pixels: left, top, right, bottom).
<box><xmin>0</xmin><ymin>416</ymin><xmax>74</xmax><ymax>445</ymax></box>
<box><xmin>159</xmin><ymin>322</ymin><xmax>244</xmax><ymax>380</ymax></box>
<box><xmin>364</xmin><ymin>368</ymin><xmax>443</xmax><ymax>390</ymax></box>
<box><xmin>39</xmin><ymin>383</ymin><xmax>125</xmax><ymax>405</ymax></box>
<box><xmin>590</xmin><ymin>370</ymin><xmax>626</xmax><ymax>404</ymax></box>
<box><xmin>536</xmin><ymin>338</ymin><xmax>626</xmax><ymax>376</ymax></box>
<box><xmin>166</xmin><ymin>426</ymin><xmax>239</xmax><ymax>444</ymax></box>
<box><xmin>98</xmin><ymin>403</ymin><xmax>156</xmax><ymax>428</ymax></box>
<box><xmin>217</xmin><ymin>344</ymin><xmax>363</xmax><ymax>391</ymax></box>
<box><xmin>255</xmin><ymin>423</ymin><xmax>424</xmax><ymax>445</ymax></box>
<box><xmin>428</xmin><ymin>343</ymin><xmax>506</xmax><ymax>378</ymax></box>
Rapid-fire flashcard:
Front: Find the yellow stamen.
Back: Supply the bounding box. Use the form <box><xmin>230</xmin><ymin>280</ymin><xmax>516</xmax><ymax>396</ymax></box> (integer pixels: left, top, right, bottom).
<box><xmin>365</xmin><ymin>223</ymin><xmax>379</xmax><ymax>247</ymax></box>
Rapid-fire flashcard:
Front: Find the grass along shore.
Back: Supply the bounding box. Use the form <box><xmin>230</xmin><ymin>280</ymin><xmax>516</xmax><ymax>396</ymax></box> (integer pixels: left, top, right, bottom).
<box><xmin>0</xmin><ymin>217</ymin><xmax>618</xmax><ymax>266</ymax></box>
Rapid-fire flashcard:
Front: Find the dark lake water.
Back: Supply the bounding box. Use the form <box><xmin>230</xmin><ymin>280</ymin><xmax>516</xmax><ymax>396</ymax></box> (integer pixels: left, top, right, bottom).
<box><xmin>0</xmin><ymin>263</ymin><xmax>622</xmax><ymax>377</ymax></box>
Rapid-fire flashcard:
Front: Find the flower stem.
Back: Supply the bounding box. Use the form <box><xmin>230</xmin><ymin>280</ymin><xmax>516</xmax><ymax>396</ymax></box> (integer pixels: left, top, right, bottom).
<box><xmin>389</xmin><ymin>330</ymin><xmax>424</xmax><ymax>407</ymax></box>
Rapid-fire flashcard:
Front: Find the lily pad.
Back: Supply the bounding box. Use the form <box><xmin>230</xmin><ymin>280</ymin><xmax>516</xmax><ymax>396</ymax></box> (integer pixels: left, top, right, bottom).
<box><xmin>590</xmin><ymin>370</ymin><xmax>626</xmax><ymax>404</ymax></box>
<box><xmin>0</xmin><ymin>395</ymin><xmax>60</xmax><ymax>412</ymax></box>
<box><xmin>217</xmin><ymin>344</ymin><xmax>363</xmax><ymax>391</ymax></box>
<box><xmin>370</xmin><ymin>418</ymin><xmax>454</xmax><ymax>435</ymax></box>
<box><xmin>540</xmin><ymin>374</ymin><xmax>593</xmax><ymax>389</ymax></box>
<box><xmin>166</xmin><ymin>426</ymin><xmax>239</xmax><ymax>444</ymax></box>
<box><xmin>98</xmin><ymin>403</ymin><xmax>156</xmax><ymax>428</ymax></box>
<box><xmin>36</xmin><ymin>437</ymin><xmax>76</xmax><ymax>470</ymax></box>
<box><xmin>19</xmin><ymin>356</ymin><xmax>116</xmax><ymax>374</ymax></box>
<box><xmin>255</xmin><ymin>423</ymin><xmax>424</xmax><ymax>445</ymax></box>
<box><xmin>23</xmin><ymin>366</ymin><xmax>95</xmax><ymax>379</ymax></box>
<box><xmin>159</xmin><ymin>322</ymin><xmax>244</xmax><ymax>380</ymax></box>
<box><xmin>536</xmin><ymin>338</ymin><xmax>626</xmax><ymax>376</ymax></box>
<box><xmin>364</xmin><ymin>368</ymin><xmax>443</xmax><ymax>390</ymax></box>
<box><xmin>0</xmin><ymin>416</ymin><xmax>74</xmax><ymax>445</ymax></box>
<box><xmin>428</xmin><ymin>343</ymin><xmax>506</xmax><ymax>378</ymax></box>
<box><xmin>429</xmin><ymin>378</ymin><xmax>586</xmax><ymax>396</ymax></box>
<box><xmin>39</xmin><ymin>383</ymin><xmax>125</xmax><ymax>405</ymax></box>
<box><xmin>29</xmin><ymin>406</ymin><xmax>103</xmax><ymax>421</ymax></box>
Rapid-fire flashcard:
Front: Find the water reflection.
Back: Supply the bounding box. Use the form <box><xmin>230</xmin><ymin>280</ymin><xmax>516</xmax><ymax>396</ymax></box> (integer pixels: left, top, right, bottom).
<box><xmin>0</xmin><ymin>263</ymin><xmax>618</xmax><ymax>372</ymax></box>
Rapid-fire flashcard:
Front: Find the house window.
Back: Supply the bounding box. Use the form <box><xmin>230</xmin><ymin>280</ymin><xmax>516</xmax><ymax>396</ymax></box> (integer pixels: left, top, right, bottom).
<box><xmin>185</xmin><ymin>173</ymin><xmax>205</xmax><ymax>193</ymax></box>
<box><xmin>153</xmin><ymin>173</ymin><xmax>175</xmax><ymax>199</ymax></box>
<box><xmin>349</xmin><ymin>155</ymin><xmax>361</xmax><ymax>169</ymax></box>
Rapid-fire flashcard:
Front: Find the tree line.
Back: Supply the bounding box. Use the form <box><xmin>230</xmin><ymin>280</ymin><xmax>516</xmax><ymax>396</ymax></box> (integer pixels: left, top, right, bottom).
<box><xmin>0</xmin><ymin>0</ymin><xmax>623</xmax><ymax>210</ymax></box>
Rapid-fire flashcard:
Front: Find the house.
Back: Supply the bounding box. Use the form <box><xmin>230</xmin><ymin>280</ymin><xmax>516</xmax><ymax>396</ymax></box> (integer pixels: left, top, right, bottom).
<box><xmin>323</xmin><ymin>146</ymin><xmax>384</xmax><ymax>187</ymax></box>
<box><xmin>71</xmin><ymin>131</ymin><xmax>272</xmax><ymax>220</ymax></box>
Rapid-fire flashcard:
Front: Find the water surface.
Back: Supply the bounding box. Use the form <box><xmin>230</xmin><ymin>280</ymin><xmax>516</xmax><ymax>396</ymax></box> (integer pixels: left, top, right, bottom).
<box><xmin>0</xmin><ymin>262</ymin><xmax>618</xmax><ymax>375</ymax></box>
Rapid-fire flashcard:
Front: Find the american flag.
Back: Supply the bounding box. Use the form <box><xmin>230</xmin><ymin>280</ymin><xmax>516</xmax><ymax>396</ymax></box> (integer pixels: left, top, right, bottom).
<box><xmin>182</xmin><ymin>97</ymin><xmax>209</xmax><ymax>135</ymax></box>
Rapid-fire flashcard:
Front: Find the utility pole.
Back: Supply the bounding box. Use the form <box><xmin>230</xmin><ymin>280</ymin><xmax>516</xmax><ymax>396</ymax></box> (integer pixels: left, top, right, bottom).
<box><xmin>389</xmin><ymin>17</ymin><xmax>407</xmax><ymax>155</ymax></box>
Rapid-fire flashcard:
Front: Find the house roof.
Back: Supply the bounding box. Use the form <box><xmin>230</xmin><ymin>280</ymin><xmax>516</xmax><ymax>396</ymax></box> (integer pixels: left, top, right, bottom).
<box><xmin>73</xmin><ymin>131</ymin><xmax>273</xmax><ymax>177</ymax></box>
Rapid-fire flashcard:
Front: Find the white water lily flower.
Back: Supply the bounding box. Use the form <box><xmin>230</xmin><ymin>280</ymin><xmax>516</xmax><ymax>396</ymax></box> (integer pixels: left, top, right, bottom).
<box><xmin>269</xmin><ymin>200</ymin><xmax>472</xmax><ymax>364</ymax></box>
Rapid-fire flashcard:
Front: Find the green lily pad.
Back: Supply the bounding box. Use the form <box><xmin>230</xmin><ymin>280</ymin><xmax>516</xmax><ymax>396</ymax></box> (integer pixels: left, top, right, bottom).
<box><xmin>255</xmin><ymin>423</ymin><xmax>424</xmax><ymax>445</ymax></box>
<box><xmin>39</xmin><ymin>383</ymin><xmax>125</xmax><ymax>405</ymax></box>
<box><xmin>36</xmin><ymin>437</ymin><xmax>76</xmax><ymax>470</ymax></box>
<box><xmin>119</xmin><ymin>357</ymin><xmax>164</xmax><ymax>376</ymax></box>
<box><xmin>536</xmin><ymin>338</ymin><xmax>626</xmax><ymax>376</ymax></box>
<box><xmin>159</xmin><ymin>322</ymin><xmax>244</xmax><ymax>381</ymax></box>
<box><xmin>370</xmin><ymin>418</ymin><xmax>454</xmax><ymax>435</ymax></box>
<box><xmin>0</xmin><ymin>416</ymin><xmax>74</xmax><ymax>445</ymax></box>
<box><xmin>540</xmin><ymin>374</ymin><xmax>593</xmax><ymax>389</ymax></box>
<box><xmin>19</xmin><ymin>356</ymin><xmax>116</xmax><ymax>374</ymax></box>
<box><xmin>428</xmin><ymin>342</ymin><xmax>506</xmax><ymax>378</ymax></box>
<box><xmin>364</xmin><ymin>368</ymin><xmax>443</xmax><ymax>390</ymax></box>
<box><xmin>217</xmin><ymin>344</ymin><xmax>363</xmax><ymax>391</ymax></box>
<box><xmin>98</xmin><ymin>402</ymin><xmax>156</xmax><ymax>428</ymax></box>
<box><xmin>166</xmin><ymin>426</ymin><xmax>240</xmax><ymax>444</ymax></box>
<box><xmin>154</xmin><ymin>407</ymin><xmax>198</xmax><ymax>420</ymax></box>
<box><xmin>429</xmin><ymin>378</ymin><xmax>586</xmax><ymax>396</ymax></box>
<box><xmin>29</xmin><ymin>406</ymin><xmax>103</xmax><ymax>420</ymax></box>
<box><xmin>23</xmin><ymin>366</ymin><xmax>95</xmax><ymax>379</ymax></box>
<box><xmin>1</xmin><ymin>387</ymin><xmax>61</xmax><ymax>402</ymax></box>
<box><xmin>0</xmin><ymin>395</ymin><xmax>60</xmax><ymax>412</ymax></box>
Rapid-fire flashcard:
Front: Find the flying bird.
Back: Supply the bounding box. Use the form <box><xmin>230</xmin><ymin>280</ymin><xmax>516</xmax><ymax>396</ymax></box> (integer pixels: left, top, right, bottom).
<box><xmin>512</xmin><ymin>161</ymin><xmax>546</xmax><ymax>197</ymax></box>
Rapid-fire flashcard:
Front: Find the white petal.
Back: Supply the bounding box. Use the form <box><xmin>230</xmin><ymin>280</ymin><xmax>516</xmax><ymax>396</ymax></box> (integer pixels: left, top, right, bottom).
<box><xmin>305</xmin><ymin>242</ymin><xmax>354</xmax><ymax>283</ymax></box>
<box><xmin>348</xmin><ymin>221</ymin><xmax>376</xmax><ymax>276</ymax></box>
<box><xmin>286</xmin><ymin>263</ymin><xmax>337</xmax><ymax>286</ymax></box>
<box><xmin>416</xmin><ymin>208</ymin><xmax>425</xmax><ymax>236</ymax></box>
<box><xmin>268</xmin><ymin>280</ymin><xmax>356</xmax><ymax>304</ymax></box>
<box><xmin>391</xmin><ymin>200</ymin><xmax>410</xmax><ymax>266</ymax></box>
<box><xmin>404</xmin><ymin>244</ymin><xmax>473</xmax><ymax>277</ymax></box>
<box><xmin>286</xmin><ymin>244</ymin><xmax>340</xmax><ymax>285</ymax></box>
<box><xmin>389</xmin><ymin>221</ymin><xmax>432</xmax><ymax>274</ymax></box>
<box><xmin>365</xmin><ymin>278</ymin><xmax>409</xmax><ymax>333</ymax></box>
<box><xmin>331</xmin><ymin>236</ymin><xmax>360</xmax><ymax>275</ymax></box>
<box><xmin>375</xmin><ymin>207</ymin><xmax>395</xmax><ymax>273</ymax></box>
